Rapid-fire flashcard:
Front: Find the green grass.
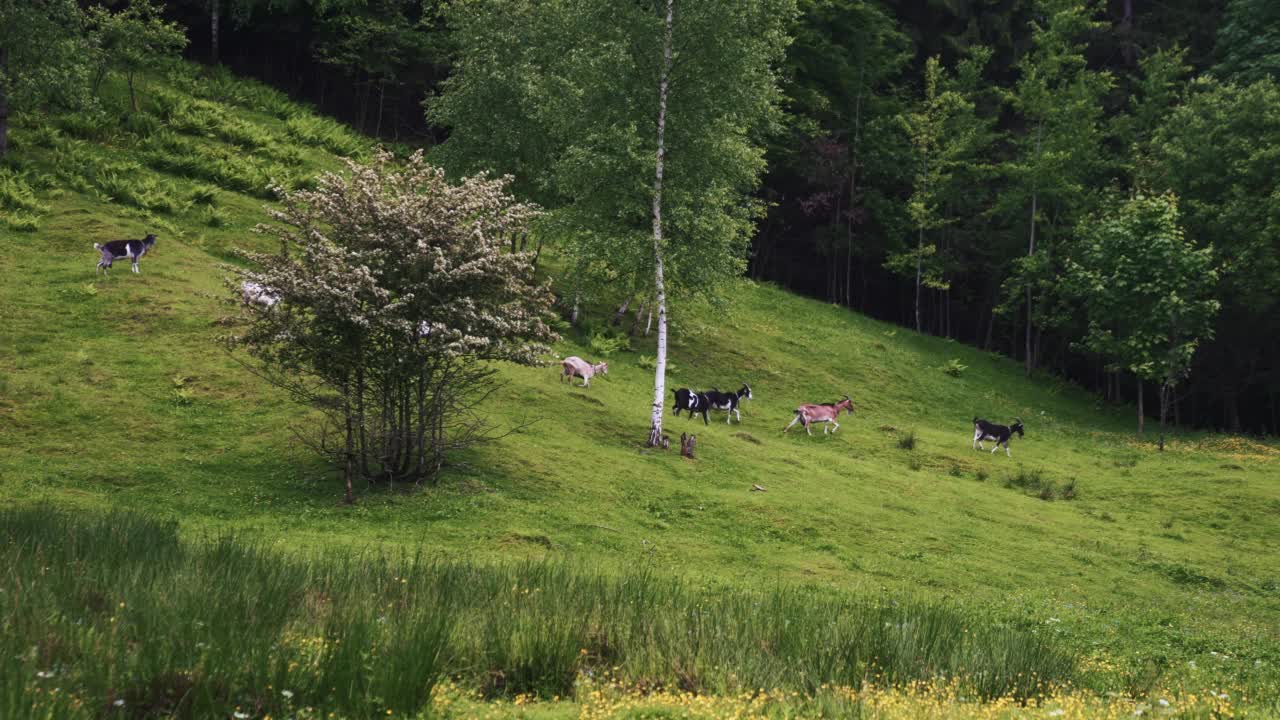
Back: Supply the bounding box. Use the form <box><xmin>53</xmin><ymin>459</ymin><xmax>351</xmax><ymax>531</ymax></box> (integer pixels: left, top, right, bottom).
<box><xmin>0</xmin><ymin>505</ymin><xmax>1076</xmax><ymax>719</ymax></box>
<box><xmin>0</xmin><ymin>61</ymin><xmax>1277</xmax><ymax>716</ymax></box>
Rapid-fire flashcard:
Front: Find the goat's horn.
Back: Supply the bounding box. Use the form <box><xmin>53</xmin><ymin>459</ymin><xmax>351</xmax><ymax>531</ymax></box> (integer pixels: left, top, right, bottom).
<box><xmin>1014</xmin><ymin>417</ymin><xmax>1023</xmax><ymax>423</ymax></box>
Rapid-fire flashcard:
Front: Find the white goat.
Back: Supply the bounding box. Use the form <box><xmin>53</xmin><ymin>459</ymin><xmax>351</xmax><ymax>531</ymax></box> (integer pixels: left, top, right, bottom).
<box><xmin>560</xmin><ymin>356</ymin><xmax>608</xmax><ymax>387</ymax></box>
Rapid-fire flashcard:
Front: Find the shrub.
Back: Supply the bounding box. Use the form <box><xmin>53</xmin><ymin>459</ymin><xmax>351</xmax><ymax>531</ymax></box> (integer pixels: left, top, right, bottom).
<box><xmin>285</xmin><ymin>114</ymin><xmax>364</xmax><ymax>156</ymax></box>
<box><xmin>589</xmin><ymin>331</ymin><xmax>630</xmax><ymax>357</ymax></box>
<box><xmin>203</xmin><ymin>206</ymin><xmax>230</xmax><ymax>228</ymax></box>
<box><xmin>0</xmin><ymin>170</ymin><xmax>43</xmax><ymax>213</ymax></box>
<box><xmin>229</xmin><ymin>151</ymin><xmax>558</xmax><ymax>498</ymax></box>
<box><xmin>6</xmin><ymin>213</ymin><xmax>41</xmax><ymax>232</ymax></box>
<box><xmin>1060</xmin><ymin>479</ymin><xmax>1078</xmax><ymax>501</ymax></box>
<box><xmin>975</xmin><ymin>469</ymin><xmax>988</xmax><ymax>482</ymax></box>
<box><xmin>188</xmin><ymin>184</ymin><xmax>218</xmax><ymax>206</ymax></box>
<box><xmin>897</xmin><ymin>430</ymin><xmax>916</xmax><ymax>450</ymax></box>
<box><xmin>56</xmin><ymin>110</ymin><xmax>114</xmax><ymax>140</ymax></box>
<box><xmin>942</xmin><ymin>358</ymin><xmax>968</xmax><ymax>377</ymax></box>
<box><xmin>121</xmin><ymin>111</ymin><xmax>161</xmax><ymax>137</ymax></box>
<box><xmin>636</xmin><ymin>354</ymin><xmax>677</xmax><ymax>375</ymax></box>
<box><xmin>23</xmin><ymin>123</ymin><xmax>63</xmax><ymax>149</ymax></box>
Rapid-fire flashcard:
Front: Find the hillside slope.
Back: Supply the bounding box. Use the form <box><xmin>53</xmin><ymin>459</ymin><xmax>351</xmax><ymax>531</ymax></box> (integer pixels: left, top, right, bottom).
<box><xmin>0</xmin><ymin>63</ymin><xmax>1276</xmax><ymax>703</ymax></box>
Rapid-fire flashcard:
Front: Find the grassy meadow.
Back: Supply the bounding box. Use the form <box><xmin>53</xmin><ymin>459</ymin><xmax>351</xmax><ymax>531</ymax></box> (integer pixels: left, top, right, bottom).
<box><xmin>0</xmin><ymin>63</ymin><xmax>1277</xmax><ymax>718</ymax></box>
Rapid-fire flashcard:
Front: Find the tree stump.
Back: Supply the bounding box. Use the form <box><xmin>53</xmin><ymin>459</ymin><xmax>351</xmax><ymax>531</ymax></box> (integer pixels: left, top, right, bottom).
<box><xmin>680</xmin><ymin>432</ymin><xmax>696</xmax><ymax>459</ymax></box>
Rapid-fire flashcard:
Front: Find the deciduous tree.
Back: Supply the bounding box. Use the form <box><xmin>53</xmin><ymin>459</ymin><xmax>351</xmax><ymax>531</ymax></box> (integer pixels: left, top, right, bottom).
<box><xmin>0</xmin><ymin>0</ymin><xmax>89</xmax><ymax>157</ymax></box>
<box><xmin>1066</xmin><ymin>192</ymin><xmax>1219</xmax><ymax>445</ymax></box>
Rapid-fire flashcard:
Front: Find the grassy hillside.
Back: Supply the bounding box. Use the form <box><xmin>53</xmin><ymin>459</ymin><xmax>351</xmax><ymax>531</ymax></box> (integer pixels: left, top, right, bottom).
<box><xmin>1</xmin><ymin>63</ymin><xmax>1277</xmax><ymax>716</ymax></box>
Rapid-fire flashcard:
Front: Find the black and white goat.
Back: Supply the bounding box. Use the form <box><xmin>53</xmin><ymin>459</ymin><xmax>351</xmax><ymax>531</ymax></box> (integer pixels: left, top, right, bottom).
<box><xmin>703</xmin><ymin>383</ymin><xmax>753</xmax><ymax>424</ymax></box>
<box><xmin>972</xmin><ymin>417</ymin><xmax>1024</xmax><ymax>457</ymax></box>
<box><xmin>94</xmin><ymin>234</ymin><xmax>157</xmax><ymax>275</ymax></box>
<box><xmin>672</xmin><ymin>388</ymin><xmax>711</xmax><ymax>424</ymax></box>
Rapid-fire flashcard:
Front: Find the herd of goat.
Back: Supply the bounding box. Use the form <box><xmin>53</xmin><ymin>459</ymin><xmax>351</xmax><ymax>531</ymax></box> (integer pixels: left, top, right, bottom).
<box><xmin>90</xmin><ymin>237</ymin><xmax>1026</xmax><ymax>458</ymax></box>
<box><xmin>561</xmin><ymin>355</ymin><xmax>1027</xmax><ymax>456</ymax></box>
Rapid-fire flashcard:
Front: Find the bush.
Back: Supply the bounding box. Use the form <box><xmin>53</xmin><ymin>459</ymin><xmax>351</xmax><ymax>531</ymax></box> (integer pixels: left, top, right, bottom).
<box><xmin>6</xmin><ymin>213</ymin><xmax>41</xmax><ymax>232</ymax></box>
<box><xmin>1005</xmin><ymin>468</ymin><xmax>1076</xmax><ymax>501</ymax></box>
<box><xmin>121</xmin><ymin>111</ymin><xmax>161</xmax><ymax>137</ymax></box>
<box><xmin>56</xmin><ymin>110</ymin><xmax>114</xmax><ymax>140</ymax></box>
<box><xmin>589</xmin><ymin>331</ymin><xmax>630</xmax><ymax>357</ymax></box>
<box><xmin>188</xmin><ymin>184</ymin><xmax>218</xmax><ymax>206</ymax></box>
<box><xmin>284</xmin><ymin>114</ymin><xmax>364</xmax><ymax>156</ymax></box>
<box><xmin>0</xmin><ymin>170</ymin><xmax>44</xmax><ymax>213</ymax></box>
<box><xmin>897</xmin><ymin>430</ymin><xmax>916</xmax><ymax>450</ymax></box>
<box><xmin>229</xmin><ymin>151</ymin><xmax>558</xmax><ymax>497</ymax></box>
<box><xmin>203</xmin><ymin>206</ymin><xmax>230</xmax><ymax>228</ymax></box>
<box><xmin>942</xmin><ymin>358</ymin><xmax>968</xmax><ymax>377</ymax></box>
<box><xmin>636</xmin><ymin>354</ymin><xmax>678</xmax><ymax>375</ymax></box>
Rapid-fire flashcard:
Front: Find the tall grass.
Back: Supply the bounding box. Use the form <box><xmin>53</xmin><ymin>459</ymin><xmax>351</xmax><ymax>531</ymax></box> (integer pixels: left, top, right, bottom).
<box><xmin>2</xmin><ymin>507</ymin><xmax>1078</xmax><ymax>719</ymax></box>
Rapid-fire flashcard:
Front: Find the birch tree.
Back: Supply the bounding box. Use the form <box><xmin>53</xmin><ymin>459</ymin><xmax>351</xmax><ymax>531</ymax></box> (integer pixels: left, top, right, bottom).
<box><xmin>431</xmin><ymin>0</ymin><xmax>793</xmax><ymax>447</ymax></box>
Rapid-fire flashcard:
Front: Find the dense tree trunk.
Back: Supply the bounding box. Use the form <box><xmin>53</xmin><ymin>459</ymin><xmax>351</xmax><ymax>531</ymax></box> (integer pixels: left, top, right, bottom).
<box><xmin>647</xmin><ymin>0</ymin><xmax>674</xmax><ymax>449</ymax></box>
<box><xmin>1158</xmin><ymin>381</ymin><xmax>1172</xmax><ymax>451</ymax></box>
<box><xmin>612</xmin><ymin>296</ymin><xmax>633</xmax><ymax>326</ymax></box>
<box><xmin>1137</xmin><ymin>375</ymin><xmax>1145</xmax><ymax>435</ymax></box>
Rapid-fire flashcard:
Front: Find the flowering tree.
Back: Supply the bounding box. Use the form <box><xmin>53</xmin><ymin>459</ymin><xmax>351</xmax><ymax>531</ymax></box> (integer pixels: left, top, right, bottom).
<box><xmin>227</xmin><ymin>151</ymin><xmax>558</xmax><ymax>500</ymax></box>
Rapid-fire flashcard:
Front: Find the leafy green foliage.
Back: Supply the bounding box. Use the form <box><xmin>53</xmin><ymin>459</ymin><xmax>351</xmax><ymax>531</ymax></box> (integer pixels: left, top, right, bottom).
<box><xmin>432</xmin><ymin>0</ymin><xmax>794</xmax><ymax>303</ymax></box>
<box><xmin>0</xmin><ymin>0</ymin><xmax>92</xmax><ymax>156</ymax></box>
<box><xmin>1066</xmin><ymin>193</ymin><xmax>1219</xmax><ymax>431</ymax></box>
<box><xmin>84</xmin><ymin>0</ymin><xmax>188</xmax><ymax>111</ymax></box>
<box><xmin>999</xmin><ymin>0</ymin><xmax>1114</xmax><ymax>368</ymax></box>
<box><xmin>941</xmin><ymin>358</ymin><xmax>968</xmax><ymax>377</ymax></box>
<box><xmin>230</xmin><ymin>151</ymin><xmax>558</xmax><ymax>491</ymax></box>
<box><xmin>1215</xmin><ymin>0</ymin><xmax>1280</xmax><ymax>83</ymax></box>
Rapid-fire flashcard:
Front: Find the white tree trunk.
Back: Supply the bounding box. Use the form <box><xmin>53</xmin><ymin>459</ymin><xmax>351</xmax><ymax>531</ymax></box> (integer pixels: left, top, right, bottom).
<box><xmin>647</xmin><ymin>0</ymin><xmax>674</xmax><ymax>448</ymax></box>
<box><xmin>915</xmin><ymin>225</ymin><xmax>923</xmax><ymax>333</ymax></box>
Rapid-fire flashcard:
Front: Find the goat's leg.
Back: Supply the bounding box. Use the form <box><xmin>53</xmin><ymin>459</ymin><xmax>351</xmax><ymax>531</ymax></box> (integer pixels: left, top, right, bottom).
<box><xmin>783</xmin><ymin>415</ymin><xmax>801</xmax><ymax>433</ymax></box>
<box><xmin>831</xmin><ymin>420</ymin><xmax>840</xmax><ymax>434</ymax></box>
<box><xmin>734</xmin><ymin>408</ymin><xmax>742</xmax><ymax>423</ymax></box>
<box><xmin>991</xmin><ymin>444</ymin><xmax>999</xmax><ymax>454</ymax></box>
<box><xmin>1005</xmin><ymin>443</ymin><xmax>1012</xmax><ymax>458</ymax></box>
